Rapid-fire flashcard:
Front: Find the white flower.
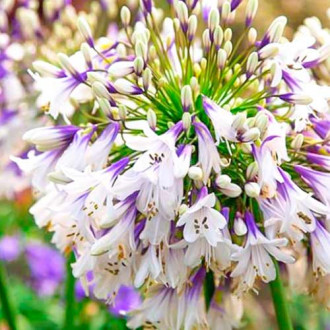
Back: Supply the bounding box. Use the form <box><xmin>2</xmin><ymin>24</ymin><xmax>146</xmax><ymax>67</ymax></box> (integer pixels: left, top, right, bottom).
<box><xmin>11</xmin><ymin>149</ymin><xmax>63</xmax><ymax>191</ymax></box>
<box><xmin>114</xmin><ymin>122</ymin><xmax>190</xmax><ymax>220</ymax></box>
<box><xmin>182</xmin><ymin>208</ymin><xmax>238</xmax><ymax>271</ymax></box>
<box><xmin>23</xmin><ymin>125</ymin><xmax>79</xmax><ymax>151</ymax></box>
<box><xmin>129</xmin><ymin>268</ymin><xmax>207</xmax><ymax>330</ymax></box>
<box><xmin>134</xmin><ymin>245</ymin><xmax>162</xmax><ymax>288</ymax></box>
<box><xmin>207</xmin><ymin>292</ymin><xmax>243</xmax><ymax>330</ymax></box>
<box><xmin>310</xmin><ymin>221</ymin><xmax>330</xmax><ymax>276</ymax></box>
<box><xmin>261</xmin><ymin>169</ymin><xmax>329</xmax><ymax>242</ymax></box>
<box><xmin>203</xmin><ymin>96</ymin><xmax>236</xmax><ymax>143</ymax></box>
<box><xmin>231</xmin><ymin>211</ymin><xmax>295</xmax><ymax>292</ymax></box>
<box><xmin>295</xmin><ymin>165</ymin><xmax>330</xmax><ymax>214</ymax></box>
<box><xmin>86</xmin><ymin>122</ymin><xmax>120</xmax><ymax>170</ymax></box>
<box><xmin>177</xmin><ymin>188</ymin><xmax>226</xmax><ymax>246</ymax></box>
<box><xmin>252</xmin><ymin>137</ymin><xmax>284</xmax><ymax>198</ymax></box>
<box><xmin>193</xmin><ymin>121</ymin><xmax>222</xmax><ymax>184</ymax></box>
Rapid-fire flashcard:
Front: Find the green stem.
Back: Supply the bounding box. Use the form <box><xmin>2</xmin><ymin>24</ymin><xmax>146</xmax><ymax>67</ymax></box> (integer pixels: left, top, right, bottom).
<box><xmin>0</xmin><ymin>262</ymin><xmax>17</xmax><ymax>330</ymax></box>
<box><xmin>203</xmin><ymin>270</ymin><xmax>215</xmax><ymax>311</ymax></box>
<box><xmin>269</xmin><ymin>260</ymin><xmax>293</xmax><ymax>330</ymax></box>
<box><xmin>63</xmin><ymin>253</ymin><xmax>75</xmax><ymax>329</ymax></box>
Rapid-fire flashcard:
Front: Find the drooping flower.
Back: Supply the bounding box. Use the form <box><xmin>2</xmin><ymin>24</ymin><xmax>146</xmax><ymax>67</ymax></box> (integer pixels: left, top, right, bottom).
<box><xmin>310</xmin><ymin>221</ymin><xmax>330</xmax><ymax>276</ymax></box>
<box><xmin>231</xmin><ymin>211</ymin><xmax>295</xmax><ymax>292</ymax></box>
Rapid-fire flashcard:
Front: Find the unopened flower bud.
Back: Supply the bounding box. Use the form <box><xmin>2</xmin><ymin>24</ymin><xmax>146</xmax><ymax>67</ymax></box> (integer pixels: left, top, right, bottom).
<box><xmin>188</xmin><ymin>166</ymin><xmax>203</xmax><ymax>181</ymax></box>
<box><xmin>213</xmin><ymin>26</ymin><xmax>223</xmax><ymax>49</ymax></box>
<box><xmin>246</xmin><ymin>52</ymin><xmax>258</xmax><ymax>77</ymax></box>
<box><xmin>267</xmin><ymin>16</ymin><xmax>287</xmax><ymax>43</ymax></box>
<box><xmin>221</xmin><ymin>183</ymin><xmax>242</xmax><ymax>198</ymax></box>
<box><xmin>291</xmin><ymin>134</ymin><xmax>304</xmax><ymax>150</ymax></box>
<box><xmin>33</xmin><ymin>60</ymin><xmax>62</xmax><ymax>77</ymax></box>
<box><xmin>182</xmin><ymin>112</ymin><xmax>192</xmax><ymax>131</ymax></box>
<box><xmin>248</xmin><ymin>27</ymin><xmax>257</xmax><ymax>45</ymax></box>
<box><xmin>135</xmin><ymin>41</ymin><xmax>148</xmax><ymax>62</ymax></box>
<box><xmin>134</xmin><ymin>56</ymin><xmax>144</xmax><ymax>75</ymax></box>
<box><xmin>224</xmin><ymin>28</ymin><xmax>232</xmax><ymax>42</ymax></box>
<box><xmin>234</xmin><ymin>215</ymin><xmax>247</xmax><ymax>236</ymax></box>
<box><xmin>87</xmin><ymin>72</ymin><xmax>108</xmax><ymax>85</ymax></box>
<box><xmin>77</xmin><ymin>16</ymin><xmax>94</xmax><ymax>47</ymax></box>
<box><xmin>280</xmin><ymin>93</ymin><xmax>312</xmax><ymax>105</ymax></box>
<box><xmin>147</xmin><ymin>109</ymin><xmax>157</xmax><ymax>130</ymax></box>
<box><xmin>177</xmin><ymin>1</ymin><xmax>189</xmax><ymax>32</ymax></box>
<box><xmin>194</xmin><ymin>63</ymin><xmax>202</xmax><ymax>76</ymax></box>
<box><xmin>190</xmin><ymin>76</ymin><xmax>199</xmax><ymax>93</ymax></box>
<box><xmin>173</xmin><ymin>18</ymin><xmax>180</xmax><ymax>32</ymax></box>
<box><xmin>81</xmin><ymin>43</ymin><xmax>92</xmax><ymax>68</ymax></box>
<box><xmin>181</xmin><ymin>85</ymin><xmax>193</xmax><ymax>112</ymax></box>
<box><xmin>114</xmin><ymin>79</ymin><xmax>143</xmax><ymax>95</ymax></box>
<box><xmin>224</xmin><ymin>40</ymin><xmax>233</xmax><ymax>56</ymax></box>
<box><xmin>215</xmin><ymin>174</ymin><xmax>231</xmax><ymax>188</ymax></box>
<box><xmin>241</xmin><ymin>127</ymin><xmax>260</xmax><ymax>142</ymax></box>
<box><xmin>208</xmin><ymin>8</ymin><xmax>220</xmax><ymax>34</ymax></box>
<box><xmin>217</xmin><ymin>49</ymin><xmax>227</xmax><ymax>69</ymax></box>
<box><xmin>92</xmin><ymin>81</ymin><xmax>111</xmax><ymax>99</ymax></box>
<box><xmin>98</xmin><ymin>98</ymin><xmax>112</xmax><ymax>116</ymax></box>
<box><xmin>246</xmin><ymin>161</ymin><xmax>258</xmax><ymax>180</ymax></box>
<box><xmin>188</xmin><ymin>15</ymin><xmax>197</xmax><ymax>41</ymax></box>
<box><xmin>120</xmin><ymin>6</ymin><xmax>131</xmax><ymax>27</ymax></box>
<box><xmin>245</xmin><ymin>0</ymin><xmax>258</xmax><ymax>27</ymax></box>
<box><xmin>142</xmin><ymin>67</ymin><xmax>152</xmax><ymax>91</ymax></box>
<box><xmin>221</xmin><ymin>1</ymin><xmax>231</xmax><ymax>23</ymax></box>
<box><xmin>201</xmin><ymin>58</ymin><xmax>207</xmax><ymax>71</ymax></box>
<box><xmin>202</xmin><ymin>29</ymin><xmax>211</xmax><ymax>52</ymax></box>
<box><xmin>232</xmin><ymin>112</ymin><xmax>247</xmax><ymax>130</ymax></box>
<box><xmin>245</xmin><ymin>182</ymin><xmax>260</xmax><ymax>198</ymax></box>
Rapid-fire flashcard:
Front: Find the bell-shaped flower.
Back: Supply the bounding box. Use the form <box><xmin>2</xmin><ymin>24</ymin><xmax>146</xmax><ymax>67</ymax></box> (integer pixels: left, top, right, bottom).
<box><xmin>261</xmin><ymin>169</ymin><xmax>329</xmax><ymax>242</ymax></box>
<box><xmin>177</xmin><ymin>187</ymin><xmax>227</xmax><ymax>247</ymax></box>
<box><xmin>203</xmin><ymin>96</ymin><xmax>236</xmax><ymax>143</ymax></box>
<box><xmin>23</xmin><ymin>125</ymin><xmax>80</xmax><ymax>152</ymax></box>
<box><xmin>252</xmin><ymin>136</ymin><xmax>284</xmax><ymax>198</ymax></box>
<box><xmin>114</xmin><ymin>122</ymin><xmax>190</xmax><ymax>220</ymax></box>
<box><xmin>295</xmin><ymin>165</ymin><xmax>330</xmax><ymax>215</ymax></box>
<box><xmin>86</xmin><ymin>122</ymin><xmax>120</xmax><ymax>170</ymax></box>
<box><xmin>310</xmin><ymin>221</ymin><xmax>330</xmax><ymax>276</ymax></box>
<box><xmin>193</xmin><ymin>121</ymin><xmax>222</xmax><ymax>184</ymax></box>
<box><xmin>231</xmin><ymin>211</ymin><xmax>295</xmax><ymax>292</ymax></box>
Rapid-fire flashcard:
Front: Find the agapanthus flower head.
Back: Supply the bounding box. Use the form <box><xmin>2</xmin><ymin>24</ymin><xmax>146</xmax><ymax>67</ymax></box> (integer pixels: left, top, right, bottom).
<box><xmin>14</xmin><ymin>0</ymin><xmax>330</xmax><ymax>327</ymax></box>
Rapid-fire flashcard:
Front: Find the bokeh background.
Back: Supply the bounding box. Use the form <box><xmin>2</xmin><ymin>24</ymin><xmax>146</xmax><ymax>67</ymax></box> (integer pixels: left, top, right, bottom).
<box><xmin>0</xmin><ymin>0</ymin><xmax>329</xmax><ymax>329</ymax></box>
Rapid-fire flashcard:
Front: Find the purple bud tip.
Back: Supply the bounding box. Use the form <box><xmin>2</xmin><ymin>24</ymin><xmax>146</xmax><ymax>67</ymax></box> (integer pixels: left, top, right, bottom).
<box><xmin>245</xmin><ymin>211</ymin><xmax>257</xmax><ymax>237</ymax></box>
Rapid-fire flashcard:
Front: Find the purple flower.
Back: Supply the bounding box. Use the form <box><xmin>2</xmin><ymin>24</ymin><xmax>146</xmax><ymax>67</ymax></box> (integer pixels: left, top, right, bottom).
<box><xmin>311</xmin><ymin>117</ymin><xmax>330</xmax><ymax>140</ymax></box>
<box><xmin>0</xmin><ymin>236</ymin><xmax>20</xmax><ymax>262</ymax></box>
<box><xmin>109</xmin><ymin>285</ymin><xmax>142</xmax><ymax>316</ymax></box>
<box><xmin>25</xmin><ymin>242</ymin><xmax>65</xmax><ymax>296</ymax></box>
